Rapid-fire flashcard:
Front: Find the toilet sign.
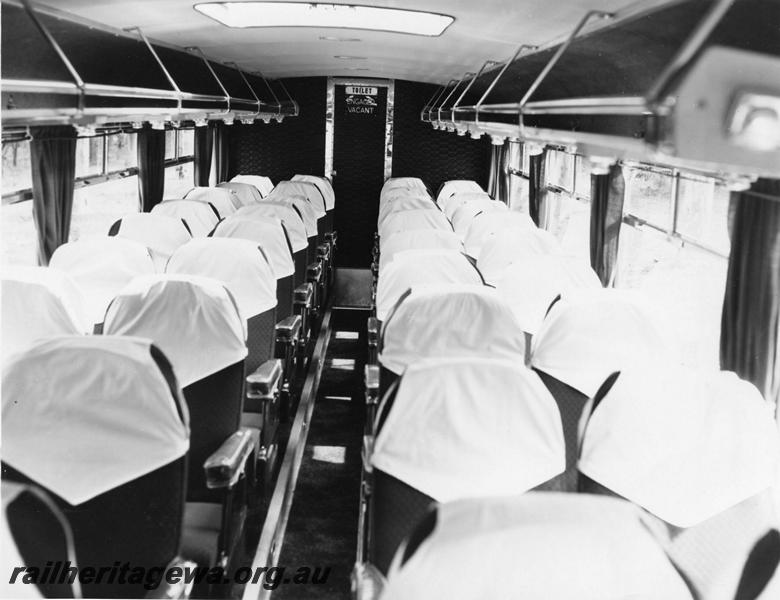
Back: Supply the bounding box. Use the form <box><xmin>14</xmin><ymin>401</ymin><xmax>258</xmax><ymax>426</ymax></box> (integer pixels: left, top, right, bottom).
<box><xmin>344</xmin><ymin>85</ymin><xmax>379</xmax><ymax>116</ymax></box>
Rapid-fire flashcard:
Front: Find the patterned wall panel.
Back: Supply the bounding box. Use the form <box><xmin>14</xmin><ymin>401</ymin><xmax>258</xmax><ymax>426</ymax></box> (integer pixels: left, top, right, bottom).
<box><xmin>229</xmin><ymin>77</ymin><xmax>328</xmax><ymax>183</ymax></box>
<box><xmin>392</xmin><ymin>80</ymin><xmax>492</xmax><ymax>195</ymax></box>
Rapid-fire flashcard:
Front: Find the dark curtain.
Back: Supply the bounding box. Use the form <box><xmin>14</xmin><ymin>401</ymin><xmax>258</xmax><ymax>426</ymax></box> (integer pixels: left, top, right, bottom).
<box><xmin>214</xmin><ymin>123</ymin><xmax>230</xmax><ymax>183</ymax></box>
<box><xmin>29</xmin><ymin>125</ymin><xmax>77</xmax><ymax>265</ymax></box>
<box><xmin>487</xmin><ymin>143</ymin><xmax>507</xmax><ymax>200</ymax></box>
<box><xmin>193</xmin><ymin>125</ymin><xmax>214</xmax><ymax>187</ymax></box>
<box><xmin>528</xmin><ymin>150</ymin><xmax>546</xmax><ymax>226</ymax></box>
<box><xmin>589</xmin><ymin>165</ymin><xmax>626</xmax><ymax>287</ymax></box>
<box><xmin>136</xmin><ymin>127</ymin><xmax>166</xmax><ymax>211</ymax></box>
<box><xmin>720</xmin><ymin>178</ymin><xmax>780</xmax><ymax>410</ymax></box>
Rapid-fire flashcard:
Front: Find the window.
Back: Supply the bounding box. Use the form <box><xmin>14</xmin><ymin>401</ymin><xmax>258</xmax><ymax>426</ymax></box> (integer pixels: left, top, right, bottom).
<box><xmin>675</xmin><ymin>176</ymin><xmax>730</xmax><ymax>255</ymax></box>
<box><xmin>2</xmin><ymin>141</ymin><xmax>32</xmax><ymax>195</ymax></box>
<box><xmin>106</xmin><ymin>133</ymin><xmax>137</xmax><ymax>171</ymax></box>
<box><xmin>165</xmin><ymin>130</ymin><xmax>177</xmax><ymax>161</ymax></box>
<box><xmin>624</xmin><ymin>167</ymin><xmax>674</xmax><ymax>230</ymax></box>
<box><xmin>573</xmin><ymin>155</ymin><xmax>591</xmax><ymax>200</ymax></box>
<box><xmin>546</xmin><ymin>150</ymin><xmax>574</xmax><ymax>193</ymax></box>
<box><xmin>75</xmin><ymin>137</ymin><xmax>105</xmax><ymax>179</ymax></box>
<box><xmin>1</xmin><ymin>200</ymin><xmax>36</xmax><ymax>266</ymax></box>
<box><xmin>164</xmin><ymin>162</ymin><xmax>194</xmax><ymax>199</ymax></box>
<box><xmin>177</xmin><ymin>129</ymin><xmax>195</xmax><ymax>158</ymax></box>
<box><xmin>542</xmin><ymin>191</ymin><xmax>591</xmax><ymax>257</ymax></box>
<box><xmin>70</xmin><ymin>176</ymin><xmax>140</xmax><ymax>241</ymax></box>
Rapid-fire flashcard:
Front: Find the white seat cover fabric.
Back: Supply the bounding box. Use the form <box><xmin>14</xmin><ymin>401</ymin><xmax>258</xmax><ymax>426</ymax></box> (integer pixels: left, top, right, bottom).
<box><xmin>2</xmin><ymin>335</ymin><xmax>189</xmax><ymax>505</ymax></box>
<box><xmin>1</xmin><ymin>267</ymin><xmax>88</xmax><ymax>365</ymax></box>
<box><xmin>477</xmin><ymin>226</ymin><xmax>563</xmax><ymax>284</ymax></box>
<box><xmin>436</xmin><ymin>179</ymin><xmax>484</xmax><ymax>203</ymax></box>
<box><xmin>383</xmin><ymin>493</ymin><xmax>694</xmax><ymax>600</ymax></box>
<box><xmin>530</xmin><ymin>289</ymin><xmax>669</xmax><ymax>397</ymax></box>
<box><xmin>292</xmin><ymin>174</ymin><xmax>335</xmax><ymax>210</ymax></box>
<box><xmin>49</xmin><ymin>237</ymin><xmax>155</xmax><ymax>326</ymax></box>
<box><xmin>379</xmin><ymin>188</ymin><xmax>432</xmax><ymax>212</ymax></box>
<box><xmin>185</xmin><ymin>187</ymin><xmax>239</xmax><ymax>218</ymax></box>
<box><xmin>263</xmin><ymin>195</ymin><xmax>319</xmax><ymax>237</ymax></box>
<box><xmin>378</xmin><ymin>209</ymin><xmax>452</xmax><ymax>239</ymax></box>
<box><xmin>378</xmin><ymin>230</ymin><xmax>463</xmax><ymax>273</ymax></box>
<box><xmin>463</xmin><ymin>210</ymin><xmax>535</xmax><ymax>259</ymax></box>
<box><xmin>379</xmin><ymin>285</ymin><xmax>525</xmax><ymax>374</ymax></box>
<box><xmin>151</xmin><ymin>199</ymin><xmax>220</xmax><ymax>237</ymax></box>
<box><xmin>111</xmin><ymin>212</ymin><xmax>192</xmax><ymax>271</ymax></box>
<box><xmin>230</xmin><ymin>174</ymin><xmax>274</xmax><ymax>197</ymax></box>
<box><xmin>218</xmin><ymin>181</ymin><xmax>263</xmax><ymax>206</ymax></box>
<box><xmin>495</xmin><ymin>255</ymin><xmax>602</xmax><ymax>335</ymax></box>
<box><xmin>272</xmin><ymin>180</ymin><xmax>327</xmax><ymax>217</ymax></box>
<box><xmin>441</xmin><ymin>191</ymin><xmax>491</xmax><ymax>220</ymax></box>
<box><xmin>377</xmin><ymin>195</ymin><xmax>435</xmax><ymax>227</ymax></box>
<box><xmin>372</xmin><ymin>357</ymin><xmax>565</xmax><ymax>501</ymax></box>
<box><xmin>579</xmin><ymin>367</ymin><xmax>780</xmax><ymax>527</ymax></box>
<box><xmin>375</xmin><ymin>250</ymin><xmax>484</xmax><ymax>321</ymax></box>
<box><xmin>235</xmin><ymin>203</ymin><xmax>308</xmax><ymax>253</ymax></box>
<box><xmin>381</xmin><ymin>177</ymin><xmax>427</xmax><ymax>200</ymax></box>
<box><xmin>104</xmin><ymin>274</ymin><xmax>248</xmax><ymax>387</ymax></box>
<box><xmin>212</xmin><ymin>216</ymin><xmax>295</xmax><ymax>279</ymax></box>
<box><xmin>166</xmin><ymin>238</ymin><xmax>277</xmax><ymax>321</ymax></box>
<box><xmin>450</xmin><ymin>198</ymin><xmax>507</xmax><ymax>237</ymax></box>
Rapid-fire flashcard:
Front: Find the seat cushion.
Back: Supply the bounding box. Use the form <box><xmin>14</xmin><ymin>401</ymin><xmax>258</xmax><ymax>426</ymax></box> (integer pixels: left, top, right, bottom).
<box><xmin>182</xmin><ymin>502</ymin><xmax>222</xmax><ymax>567</ymax></box>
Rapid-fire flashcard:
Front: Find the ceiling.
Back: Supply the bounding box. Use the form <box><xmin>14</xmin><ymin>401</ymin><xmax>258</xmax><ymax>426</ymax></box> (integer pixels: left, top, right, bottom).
<box><xmin>38</xmin><ymin>0</ymin><xmax>665</xmax><ymax>84</ymax></box>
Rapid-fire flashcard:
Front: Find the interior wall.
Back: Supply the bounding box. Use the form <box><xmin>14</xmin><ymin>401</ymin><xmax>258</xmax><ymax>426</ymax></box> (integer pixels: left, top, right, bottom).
<box><xmin>391</xmin><ymin>80</ymin><xmax>492</xmax><ymax>195</ymax></box>
<box><xmin>229</xmin><ymin>77</ymin><xmax>492</xmax><ymax>194</ymax></box>
<box><xmin>228</xmin><ymin>77</ymin><xmax>327</xmax><ymax>182</ymax></box>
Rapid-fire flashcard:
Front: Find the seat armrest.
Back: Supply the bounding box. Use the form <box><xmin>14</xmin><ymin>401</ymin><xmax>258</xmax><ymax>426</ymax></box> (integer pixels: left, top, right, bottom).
<box><xmin>246</xmin><ymin>359</ymin><xmax>283</xmax><ymax>400</ymax></box>
<box><xmin>325</xmin><ymin>231</ymin><xmax>337</xmax><ymax>245</ymax></box>
<box><xmin>364</xmin><ymin>365</ymin><xmax>380</xmax><ymax>399</ymax></box>
<box><xmin>316</xmin><ymin>243</ymin><xmax>330</xmax><ymax>260</ymax></box>
<box><xmin>294</xmin><ymin>283</ymin><xmax>314</xmax><ymax>307</ymax></box>
<box><xmin>145</xmin><ymin>557</ymin><xmax>198</xmax><ymax>599</ymax></box>
<box><xmin>204</xmin><ymin>428</ymin><xmax>257</xmax><ymax>489</ymax></box>
<box><xmin>351</xmin><ymin>562</ymin><xmax>386</xmax><ymax>600</ymax></box>
<box><xmin>367</xmin><ymin>317</ymin><xmax>379</xmax><ymax>349</ymax></box>
<box><xmin>307</xmin><ymin>262</ymin><xmax>322</xmax><ymax>281</ymax></box>
<box><xmin>275</xmin><ymin>315</ymin><xmax>302</xmax><ymax>343</ymax></box>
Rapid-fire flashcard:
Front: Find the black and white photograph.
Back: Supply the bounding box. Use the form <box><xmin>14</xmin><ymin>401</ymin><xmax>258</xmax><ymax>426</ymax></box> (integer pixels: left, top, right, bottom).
<box><xmin>1</xmin><ymin>0</ymin><xmax>780</xmax><ymax>598</ymax></box>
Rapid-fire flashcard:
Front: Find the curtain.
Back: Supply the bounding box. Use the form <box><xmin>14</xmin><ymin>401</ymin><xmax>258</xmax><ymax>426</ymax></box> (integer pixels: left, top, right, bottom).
<box><xmin>193</xmin><ymin>125</ymin><xmax>213</xmax><ymax>187</ymax></box>
<box><xmin>487</xmin><ymin>143</ymin><xmax>505</xmax><ymax>200</ymax></box>
<box><xmin>214</xmin><ymin>123</ymin><xmax>230</xmax><ymax>183</ymax></box>
<box><xmin>29</xmin><ymin>125</ymin><xmax>77</xmax><ymax>265</ymax></box>
<box><xmin>136</xmin><ymin>127</ymin><xmax>166</xmax><ymax>212</ymax></box>
<box><xmin>720</xmin><ymin>178</ymin><xmax>780</xmax><ymax>410</ymax></box>
<box><xmin>528</xmin><ymin>150</ymin><xmax>547</xmax><ymax>226</ymax></box>
<box><xmin>589</xmin><ymin>165</ymin><xmax>625</xmax><ymax>287</ymax></box>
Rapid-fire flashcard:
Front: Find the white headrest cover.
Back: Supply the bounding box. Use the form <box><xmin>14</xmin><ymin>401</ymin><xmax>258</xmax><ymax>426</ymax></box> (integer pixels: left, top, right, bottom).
<box><xmin>234</xmin><ymin>203</ymin><xmax>308</xmax><ymax>252</ymax></box>
<box><xmin>104</xmin><ymin>274</ymin><xmax>247</xmax><ymax>387</ymax></box>
<box><xmin>292</xmin><ymin>174</ymin><xmax>335</xmax><ymax>210</ymax></box>
<box><xmin>379</xmin><ymin>285</ymin><xmax>525</xmax><ymax>374</ymax></box>
<box><xmin>463</xmin><ymin>211</ymin><xmax>535</xmax><ymax>259</ymax></box>
<box><xmin>378</xmin><ymin>196</ymin><xmax>435</xmax><ymax>227</ymax></box>
<box><xmin>436</xmin><ymin>180</ymin><xmax>484</xmax><ymax>203</ymax></box>
<box><xmin>383</xmin><ymin>493</ymin><xmax>694</xmax><ymax>600</ymax></box>
<box><xmin>530</xmin><ymin>289</ymin><xmax>669</xmax><ymax>397</ymax></box>
<box><xmin>379</xmin><ymin>188</ymin><xmax>431</xmax><ymax>211</ymax></box>
<box><xmin>375</xmin><ymin>250</ymin><xmax>484</xmax><ymax>321</ymax></box>
<box><xmin>450</xmin><ymin>198</ymin><xmax>507</xmax><ymax>237</ymax></box>
<box><xmin>381</xmin><ymin>177</ymin><xmax>427</xmax><ymax>198</ymax></box>
<box><xmin>378</xmin><ymin>230</ymin><xmax>463</xmax><ymax>272</ymax></box>
<box><xmin>477</xmin><ymin>226</ymin><xmax>563</xmax><ymax>284</ymax></box>
<box><xmin>372</xmin><ymin>357</ymin><xmax>564</xmax><ymax>501</ymax></box>
<box><xmin>112</xmin><ymin>213</ymin><xmax>192</xmax><ymax>271</ymax></box>
<box><xmin>2</xmin><ymin>335</ymin><xmax>189</xmax><ymax>505</ymax></box>
<box><xmin>1</xmin><ymin>267</ymin><xmax>88</xmax><ymax>365</ymax></box>
<box><xmin>272</xmin><ymin>181</ymin><xmax>327</xmax><ymax>216</ymax></box>
<box><xmin>378</xmin><ymin>209</ymin><xmax>452</xmax><ymax>239</ymax></box>
<box><xmin>441</xmin><ymin>191</ymin><xmax>491</xmax><ymax>219</ymax></box>
<box><xmin>218</xmin><ymin>181</ymin><xmax>263</xmax><ymax>206</ymax></box>
<box><xmin>185</xmin><ymin>187</ymin><xmax>239</xmax><ymax>218</ymax></box>
<box><xmin>49</xmin><ymin>237</ymin><xmax>155</xmax><ymax>325</ymax></box>
<box><xmin>151</xmin><ymin>200</ymin><xmax>220</xmax><ymax>237</ymax></box>
<box><xmin>495</xmin><ymin>255</ymin><xmax>602</xmax><ymax>335</ymax></box>
<box><xmin>263</xmin><ymin>195</ymin><xmax>318</xmax><ymax>236</ymax></box>
<box><xmin>579</xmin><ymin>367</ymin><xmax>780</xmax><ymax>527</ymax></box>
<box><xmin>166</xmin><ymin>238</ymin><xmax>277</xmax><ymax>320</ymax></box>
<box><xmin>212</xmin><ymin>216</ymin><xmax>295</xmax><ymax>279</ymax></box>
<box><xmin>230</xmin><ymin>174</ymin><xmax>274</xmax><ymax>197</ymax></box>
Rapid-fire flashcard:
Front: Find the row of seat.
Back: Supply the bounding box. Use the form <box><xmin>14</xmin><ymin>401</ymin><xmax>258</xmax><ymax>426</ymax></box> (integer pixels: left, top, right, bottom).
<box><xmin>353</xmin><ymin>177</ymin><xmax>780</xmax><ymax>600</ymax></box>
<box><xmin>1</xmin><ymin>174</ymin><xmax>337</xmax><ymax>598</ymax></box>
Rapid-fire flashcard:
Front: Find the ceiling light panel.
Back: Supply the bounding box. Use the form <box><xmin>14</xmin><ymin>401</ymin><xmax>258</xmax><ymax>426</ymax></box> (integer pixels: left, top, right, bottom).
<box><xmin>194</xmin><ymin>2</ymin><xmax>455</xmax><ymax>36</ymax></box>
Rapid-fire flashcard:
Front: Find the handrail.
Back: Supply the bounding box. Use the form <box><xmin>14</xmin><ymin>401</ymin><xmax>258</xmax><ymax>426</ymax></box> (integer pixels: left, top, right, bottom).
<box><xmin>188</xmin><ymin>47</ymin><xmax>231</xmax><ymax>116</ymax></box>
<box><xmin>451</xmin><ymin>60</ymin><xmax>498</xmax><ymax>122</ymax></box>
<box><xmin>437</xmin><ymin>74</ymin><xmax>470</xmax><ymax>124</ymax></box>
<box><xmin>421</xmin><ymin>84</ymin><xmax>446</xmax><ymax>121</ymax></box>
<box><xmin>126</xmin><ymin>26</ymin><xmax>183</xmax><ymax>113</ymax></box>
<box><xmin>473</xmin><ymin>44</ymin><xmax>537</xmax><ymax>126</ymax></box>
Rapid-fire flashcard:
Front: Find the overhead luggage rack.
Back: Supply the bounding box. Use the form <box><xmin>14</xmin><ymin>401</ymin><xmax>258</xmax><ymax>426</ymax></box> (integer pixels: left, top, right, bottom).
<box><xmin>0</xmin><ymin>0</ymin><xmax>298</xmax><ymax>128</ymax></box>
<box><xmin>428</xmin><ymin>0</ymin><xmax>780</xmax><ymax>178</ymax></box>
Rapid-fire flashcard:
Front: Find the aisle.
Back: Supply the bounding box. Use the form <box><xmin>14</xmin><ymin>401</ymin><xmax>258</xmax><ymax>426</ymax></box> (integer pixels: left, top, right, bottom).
<box><xmin>273</xmin><ymin>308</ymin><xmax>368</xmax><ymax>599</ymax></box>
